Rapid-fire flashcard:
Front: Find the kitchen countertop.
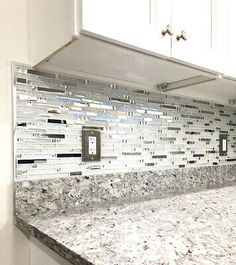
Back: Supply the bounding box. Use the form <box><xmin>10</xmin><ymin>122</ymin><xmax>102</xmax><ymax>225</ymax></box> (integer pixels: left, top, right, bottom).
<box><xmin>16</xmin><ymin>185</ymin><xmax>236</xmax><ymax>265</ymax></box>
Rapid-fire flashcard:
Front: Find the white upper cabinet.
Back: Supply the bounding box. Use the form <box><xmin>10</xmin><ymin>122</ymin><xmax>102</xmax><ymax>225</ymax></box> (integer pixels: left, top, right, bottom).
<box><xmin>226</xmin><ymin>0</ymin><xmax>236</xmax><ymax>78</ymax></box>
<box><xmin>29</xmin><ymin>0</ymin><xmax>230</xmax><ymax>80</ymax></box>
<box><xmin>81</xmin><ymin>0</ymin><xmax>227</xmax><ymax>72</ymax></box>
<box><xmin>171</xmin><ymin>0</ymin><xmax>212</xmax><ymax>68</ymax></box>
<box><xmin>29</xmin><ymin>0</ymin><xmax>75</xmax><ymax>65</ymax></box>
<box><xmin>80</xmin><ymin>0</ymin><xmax>227</xmax><ymax>72</ymax></box>
<box><xmin>81</xmin><ymin>0</ymin><xmax>172</xmax><ymax>57</ymax></box>
<box><xmin>171</xmin><ymin>0</ymin><xmax>227</xmax><ymax>73</ymax></box>
<box><xmin>210</xmin><ymin>0</ymin><xmax>228</xmax><ymax>74</ymax></box>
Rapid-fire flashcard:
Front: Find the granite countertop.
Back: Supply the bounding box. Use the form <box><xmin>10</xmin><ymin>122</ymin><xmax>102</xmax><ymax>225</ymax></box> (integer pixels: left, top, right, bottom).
<box><xmin>16</xmin><ymin>185</ymin><xmax>236</xmax><ymax>265</ymax></box>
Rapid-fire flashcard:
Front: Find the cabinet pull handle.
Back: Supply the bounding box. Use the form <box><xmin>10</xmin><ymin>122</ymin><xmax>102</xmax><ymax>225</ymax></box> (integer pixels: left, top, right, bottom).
<box><xmin>162</xmin><ymin>24</ymin><xmax>174</xmax><ymax>36</ymax></box>
<box><xmin>176</xmin><ymin>30</ymin><xmax>188</xmax><ymax>41</ymax></box>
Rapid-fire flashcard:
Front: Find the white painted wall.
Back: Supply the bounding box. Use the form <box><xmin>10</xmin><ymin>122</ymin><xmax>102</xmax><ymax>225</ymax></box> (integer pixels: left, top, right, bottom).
<box><xmin>0</xmin><ymin>0</ymin><xmax>30</xmax><ymax>264</ymax></box>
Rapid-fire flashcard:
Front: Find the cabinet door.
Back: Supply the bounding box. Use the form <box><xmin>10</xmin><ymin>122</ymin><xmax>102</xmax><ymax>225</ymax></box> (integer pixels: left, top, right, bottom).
<box><xmin>171</xmin><ymin>0</ymin><xmax>213</xmax><ymax>69</ymax></box>
<box><xmin>210</xmin><ymin>0</ymin><xmax>228</xmax><ymax>73</ymax></box>
<box><xmin>226</xmin><ymin>0</ymin><xmax>236</xmax><ymax>78</ymax></box>
<box><xmin>81</xmin><ymin>0</ymin><xmax>172</xmax><ymax>57</ymax></box>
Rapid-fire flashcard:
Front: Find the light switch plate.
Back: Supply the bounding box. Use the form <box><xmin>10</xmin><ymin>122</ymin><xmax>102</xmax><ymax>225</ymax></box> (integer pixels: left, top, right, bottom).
<box><xmin>82</xmin><ymin>128</ymin><xmax>101</xmax><ymax>162</ymax></box>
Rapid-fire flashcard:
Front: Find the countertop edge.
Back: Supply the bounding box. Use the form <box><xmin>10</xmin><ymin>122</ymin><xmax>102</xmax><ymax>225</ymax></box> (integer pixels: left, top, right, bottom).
<box><xmin>15</xmin><ymin>216</ymin><xmax>94</xmax><ymax>265</ymax></box>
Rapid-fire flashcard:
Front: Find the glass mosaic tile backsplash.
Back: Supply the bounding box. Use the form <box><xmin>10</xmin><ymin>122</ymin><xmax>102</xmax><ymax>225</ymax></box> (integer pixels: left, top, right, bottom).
<box><xmin>14</xmin><ymin>64</ymin><xmax>236</xmax><ymax>180</ymax></box>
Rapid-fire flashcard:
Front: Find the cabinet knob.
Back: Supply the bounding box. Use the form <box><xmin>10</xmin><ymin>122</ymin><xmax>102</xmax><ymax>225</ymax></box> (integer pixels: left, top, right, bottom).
<box><xmin>162</xmin><ymin>24</ymin><xmax>174</xmax><ymax>36</ymax></box>
<box><xmin>176</xmin><ymin>30</ymin><xmax>187</xmax><ymax>41</ymax></box>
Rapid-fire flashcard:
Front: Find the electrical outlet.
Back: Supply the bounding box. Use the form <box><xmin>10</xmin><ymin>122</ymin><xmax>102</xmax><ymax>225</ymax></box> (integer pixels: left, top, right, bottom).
<box><xmin>89</xmin><ymin>136</ymin><xmax>96</xmax><ymax>155</ymax></box>
<box><xmin>82</xmin><ymin>128</ymin><xmax>101</xmax><ymax>162</ymax></box>
<box><xmin>222</xmin><ymin>139</ymin><xmax>227</xmax><ymax>152</ymax></box>
<box><xmin>219</xmin><ymin>134</ymin><xmax>228</xmax><ymax>156</ymax></box>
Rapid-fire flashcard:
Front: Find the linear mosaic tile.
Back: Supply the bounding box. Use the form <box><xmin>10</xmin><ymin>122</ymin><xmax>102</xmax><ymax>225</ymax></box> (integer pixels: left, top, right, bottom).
<box><xmin>14</xmin><ymin>64</ymin><xmax>236</xmax><ymax>180</ymax></box>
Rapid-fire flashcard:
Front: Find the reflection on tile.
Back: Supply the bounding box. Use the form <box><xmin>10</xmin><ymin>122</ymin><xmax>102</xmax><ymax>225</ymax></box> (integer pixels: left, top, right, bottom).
<box><xmin>14</xmin><ymin>65</ymin><xmax>236</xmax><ymax>180</ymax></box>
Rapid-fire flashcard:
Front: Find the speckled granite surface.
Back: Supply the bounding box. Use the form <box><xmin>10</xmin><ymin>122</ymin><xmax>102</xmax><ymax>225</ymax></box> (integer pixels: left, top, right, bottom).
<box><xmin>15</xmin><ymin>165</ymin><xmax>236</xmax><ymax>217</ymax></box>
<box><xmin>16</xmin><ymin>186</ymin><xmax>236</xmax><ymax>265</ymax></box>
<box><xmin>15</xmin><ymin>165</ymin><xmax>236</xmax><ymax>264</ymax></box>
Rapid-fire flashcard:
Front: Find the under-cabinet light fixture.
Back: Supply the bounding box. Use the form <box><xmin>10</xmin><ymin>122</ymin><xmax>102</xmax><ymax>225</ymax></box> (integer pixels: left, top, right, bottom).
<box><xmin>157</xmin><ymin>75</ymin><xmax>216</xmax><ymax>92</ymax></box>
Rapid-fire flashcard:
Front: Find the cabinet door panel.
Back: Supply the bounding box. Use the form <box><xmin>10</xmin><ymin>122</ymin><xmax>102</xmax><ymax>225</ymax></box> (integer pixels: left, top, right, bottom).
<box><xmin>82</xmin><ymin>0</ymin><xmax>171</xmax><ymax>56</ymax></box>
<box><xmin>227</xmin><ymin>0</ymin><xmax>236</xmax><ymax>78</ymax></box>
<box><xmin>210</xmin><ymin>0</ymin><xmax>228</xmax><ymax>73</ymax></box>
<box><xmin>154</xmin><ymin>0</ymin><xmax>172</xmax><ymax>56</ymax></box>
<box><xmin>171</xmin><ymin>0</ymin><xmax>212</xmax><ymax>69</ymax></box>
